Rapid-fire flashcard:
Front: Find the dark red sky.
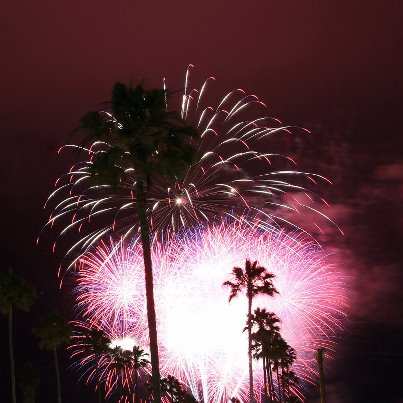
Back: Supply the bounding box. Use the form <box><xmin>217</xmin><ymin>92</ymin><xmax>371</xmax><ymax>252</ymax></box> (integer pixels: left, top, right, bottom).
<box><xmin>1</xmin><ymin>1</ymin><xmax>403</xmax><ymax>402</ymax></box>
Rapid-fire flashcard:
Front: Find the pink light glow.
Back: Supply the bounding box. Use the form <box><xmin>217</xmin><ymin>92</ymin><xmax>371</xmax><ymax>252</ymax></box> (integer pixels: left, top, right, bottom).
<box><xmin>74</xmin><ymin>218</ymin><xmax>348</xmax><ymax>402</ymax></box>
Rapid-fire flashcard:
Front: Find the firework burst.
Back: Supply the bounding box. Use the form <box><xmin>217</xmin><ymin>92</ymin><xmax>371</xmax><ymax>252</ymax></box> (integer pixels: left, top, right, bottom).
<box><xmin>73</xmin><ymin>218</ymin><xmax>348</xmax><ymax>402</ymax></box>
<box><xmin>42</xmin><ymin>65</ymin><xmax>340</xmax><ymax>269</ymax></box>
<box><xmin>69</xmin><ymin>321</ymin><xmax>150</xmax><ymax>402</ymax></box>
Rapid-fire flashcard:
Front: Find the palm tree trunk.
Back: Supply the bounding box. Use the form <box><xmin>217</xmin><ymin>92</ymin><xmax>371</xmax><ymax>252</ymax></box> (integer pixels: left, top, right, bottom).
<box><xmin>247</xmin><ymin>293</ymin><xmax>254</xmax><ymax>403</ymax></box>
<box><xmin>282</xmin><ymin>368</ymin><xmax>288</xmax><ymax>401</ymax></box>
<box><xmin>9</xmin><ymin>306</ymin><xmax>17</xmax><ymax>403</ymax></box>
<box><xmin>98</xmin><ymin>388</ymin><xmax>102</xmax><ymax>403</ymax></box>
<box><xmin>136</xmin><ymin>179</ymin><xmax>161</xmax><ymax>403</ymax></box>
<box><xmin>276</xmin><ymin>367</ymin><xmax>281</xmax><ymax>403</ymax></box>
<box><xmin>316</xmin><ymin>349</ymin><xmax>326</xmax><ymax>403</ymax></box>
<box><xmin>134</xmin><ymin>371</ymin><xmax>140</xmax><ymax>403</ymax></box>
<box><xmin>267</xmin><ymin>359</ymin><xmax>274</xmax><ymax>402</ymax></box>
<box><xmin>262</xmin><ymin>356</ymin><xmax>268</xmax><ymax>402</ymax></box>
<box><xmin>53</xmin><ymin>348</ymin><xmax>62</xmax><ymax>403</ymax></box>
<box><xmin>266</xmin><ymin>356</ymin><xmax>273</xmax><ymax>403</ymax></box>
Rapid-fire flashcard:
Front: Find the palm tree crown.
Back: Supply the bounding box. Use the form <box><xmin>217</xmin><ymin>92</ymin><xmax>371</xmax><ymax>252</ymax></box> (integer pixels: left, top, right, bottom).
<box><xmin>223</xmin><ymin>259</ymin><xmax>278</xmax><ymax>302</ymax></box>
<box><xmin>80</xmin><ymin>83</ymin><xmax>199</xmax><ymax>186</ymax></box>
<box><xmin>0</xmin><ymin>269</ymin><xmax>36</xmax><ymax>315</ymax></box>
<box><xmin>33</xmin><ymin>314</ymin><xmax>71</xmax><ymax>351</ymax></box>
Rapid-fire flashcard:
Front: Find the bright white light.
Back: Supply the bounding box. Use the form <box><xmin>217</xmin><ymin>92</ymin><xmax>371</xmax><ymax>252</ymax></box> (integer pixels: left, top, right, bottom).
<box><xmin>76</xmin><ymin>219</ymin><xmax>348</xmax><ymax>402</ymax></box>
<box><xmin>109</xmin><ymin>336</ymin><xmax>136</xmax><ymax>352</ymax></box>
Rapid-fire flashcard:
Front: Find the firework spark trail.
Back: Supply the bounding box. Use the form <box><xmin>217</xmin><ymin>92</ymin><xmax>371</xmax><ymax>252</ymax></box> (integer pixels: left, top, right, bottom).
<box><xmin>41</xmin><ymin>65</ymin><xmax>340</xmax><ymax>269</ymax></box>
<box><xmin>73</xmin><ymin>218</ymin><xmax>348</xmax><ymax>402</ymax></box>
<box><xmin>69</xmin><ymin>321</ymin><xmax>143</xmax><ymax>402</ymax></box>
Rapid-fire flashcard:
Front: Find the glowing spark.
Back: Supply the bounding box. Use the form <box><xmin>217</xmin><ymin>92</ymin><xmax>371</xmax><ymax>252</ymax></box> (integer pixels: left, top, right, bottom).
<box><xmin>42</xmin><ymin>66</ymin><xmax>338</xmax><ymax>268</ymax></box>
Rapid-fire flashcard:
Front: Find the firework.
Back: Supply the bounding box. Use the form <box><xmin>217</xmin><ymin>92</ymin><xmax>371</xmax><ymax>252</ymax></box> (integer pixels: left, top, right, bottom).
<box><xmin>73</xmin><ymin>218</ymin><xmax>348</xmax><ymax>402</ymax></box>
<box><xmin>69</xmin><ymin>321</ymin><xmax>149</xmax><ymax>402</ymax></box>
<box><xmin>42</xmin><ymin>65</ymin><xmax>340</xmax><ymax>269</ymax></box>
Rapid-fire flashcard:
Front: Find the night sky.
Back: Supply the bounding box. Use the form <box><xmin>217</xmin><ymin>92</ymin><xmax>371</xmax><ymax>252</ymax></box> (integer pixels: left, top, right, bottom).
<box><xmin>2</xmin><ymin>1</ymin><xmax>403</xmax><ymax>402</ymax></box>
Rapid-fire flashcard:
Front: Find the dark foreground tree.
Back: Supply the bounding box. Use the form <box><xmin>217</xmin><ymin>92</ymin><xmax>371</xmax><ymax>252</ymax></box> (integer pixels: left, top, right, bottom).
<box><xmin>131</xmin><ymin>346</ymin><xmax>150</xmax><ymax>403</ymax></box>
<box><xmin>224</xmin><ymin>260</ymin><xmax>277</xmax><ymax>403</ymax></box>
<box><xmin>250</xmin><ymin>308</ymin><xmax>281</xmax><ymax>401</ymax></box>
<box><xmin>316</xmin><ymin>348</ymin><xmax>326</xmax><ymax>403</ymax></box>
<box><xmin>17</xmin><ymin>362</ymin><xmax>40</xmax><ymax>403</ymax></box>
<box><xmin>79</xmin><ymin>83</ymin><xmax>199</xmax><ymax>403</ymax></box>
<box><xmin>157</xmin><ymin>375</ymin><xmax>197</xmax><ymax>403</ymax></box>
<box><xmin>33</xmin><ymin>313</ymin><xmax>71</xmax><ymax>403</ymax></box>
<box><xmin>250</xmin><ymin>308</ymin><xmax>299</xmax><ymax>402</ymax></box>
<box><xmin>0</xmin><ymin>268</ymin><xmax>36</xmax><ymax>403</ymax></box>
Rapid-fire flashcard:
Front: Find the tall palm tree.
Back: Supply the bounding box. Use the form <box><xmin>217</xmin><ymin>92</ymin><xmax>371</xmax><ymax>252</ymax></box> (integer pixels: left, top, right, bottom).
<box><xmin>0</xmin><ymin>268</ymin><xmax>36</xmax><ymax>403</ymax></box>
<box><xmin>33</xmin><ymin>313</ymin><xmax>71</xmax><ymax>403</ymax></box>
<box><xmin>79</xmin><ymin>83</ymin><xmax>199</xmax><ymax>403</ymax></box>
<box><xmin>223</xmin><ymin>260</ymin><xmax>278</xmax><ymax>403</ymax></box>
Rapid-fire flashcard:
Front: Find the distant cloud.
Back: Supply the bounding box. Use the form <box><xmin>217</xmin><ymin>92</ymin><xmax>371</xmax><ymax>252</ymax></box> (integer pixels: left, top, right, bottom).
<box><xmin>374</xmin><ymin>162</ymin><xmax>403</xmax><ymax>181</ymax></box>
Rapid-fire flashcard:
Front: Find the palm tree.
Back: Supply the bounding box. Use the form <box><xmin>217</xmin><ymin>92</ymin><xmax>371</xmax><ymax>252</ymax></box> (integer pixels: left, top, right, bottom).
<box><xmin>279</xmin><ymin>370</ymin><xmax>299</xmax><ymax>403</ymax></box>
<box><xmin>250</xmin><ymin>309</ymin><xmax>298</xmax><ymax>403</ymax></box>
<box><xmin>160</xmin><ymin>375</ymin><xmax>198</xmax><ymax>403</ymax></box>
<box><xmin>0</xmin><ymin>268</ymin><xmax>36</xmax><ymax>403</ymax></box>
<box><xmin>69</xmin><ymin>323</ymin><xmax>111</xmax><ymax>401</ymax></box>
<box><xmin>316</xmin><ymin>348</ymin><xmax>326</xmax><ymax>403</ymax></box>
<box><xmin>17</xmin><ymin>362</ymin><xmax>40</xmax><ymax>403</ymax></box>
<box><xmin>271</xmin><ymin>337</ymin><xmax>295</xmax><ymax>402</ymax></box>
<box><xmin>223</xmin><ymin>260</ymin><xmax>278</xmax><ymax>403</ymax></box>
<box><xmin>250</xmin><ymin>308</ymin><xmax>280</xmax><ymax>402</ymax></box>
<box><xmin>79</xmin><ymin>83</ymin><xmax>199</xmax><ymax>403</ymax></box>
<box><xmin>82</xmin><ymin>326</ymin><xmax>111</xmax><ymax>354</ymax></box>
<box><xmin>107</xmin><ymin>347</ymin><xmax>137</xmax><ymax>396</ymax></box>
<box><xmin>131</xmin><ymin>346</ymin><xmax>150</xmax><ymax>403</ymax></box>
<box><xmin>33</xmin><ymin>313</ymin><xmax>71</xmax><ymax>403</ymax></box>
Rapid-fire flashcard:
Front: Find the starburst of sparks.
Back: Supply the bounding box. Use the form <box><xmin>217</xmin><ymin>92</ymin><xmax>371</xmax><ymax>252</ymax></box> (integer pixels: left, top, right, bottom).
<box><xmin>72</xmin><ymin>218</ymin><xmax>348</xmax><ymax>402</ymax></box>
<box><xmin>41</xmin><ymin>65</ymin><xmax>341</xmax><ymax>271</ymax></box>
<box><xmin>69</xmin><ymin>321</ymin><xmax>147</xmax><ymax>402</ymax></box>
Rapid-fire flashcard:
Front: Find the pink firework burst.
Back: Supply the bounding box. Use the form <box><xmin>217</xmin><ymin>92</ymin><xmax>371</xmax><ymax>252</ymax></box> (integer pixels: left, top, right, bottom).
<box><xmin>69</xmin><ymin>320</ymin><xmax>151</xmax><ymax>403</ymax></box>
<box><xmin>41</xmin><ymin>65</ymin><xmax>341</xmax><ymax>271</ymax></box>
<box><xmin>73</xmin><ymin>217</ymin><xmax>348</xmax><ymax>402</ymax></box>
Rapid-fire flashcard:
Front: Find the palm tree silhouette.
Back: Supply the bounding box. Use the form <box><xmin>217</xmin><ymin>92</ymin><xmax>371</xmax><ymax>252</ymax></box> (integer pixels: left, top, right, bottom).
<box><xmin>0</xmin><ymin>268</ymin><xmax>36</xmax><ymax>403</ymax></box>
<box><xmin>70</xmin><ymin>323</ymin><xmax>111</xmax><ymax>401</ymax></box>
<box><xmin>33</xmin><ymin>313</ymin><xmax>71</xmax><ymax>403</ymax></box>
<box><xmin>17</xmin><ymin>362</ymin><xmax>40</xmax><ymax>403</ymax></box>
<box><xmin>160</xmin><ymin>375</ymin><xmax>198</xmax><ymax>403</ymax></box>
<box><xmin>271</xmin><ymin>337</ymin><xmax>291</xmax><ymax>402</ymax></box>
<box><xmin>250</xmin><ymin>308</ymin><xmax>280</xmax><ymax>402</ymax></box>
<box><xmin>131</xmin><ymin>346</ymin><xmax>150</xmax><ymax>403</ymax></box>
<box><xmin>104</xmin><ymin>346</ymin><xmax>137</xmax><ymax>401</ymax></box>
<box><xmin>250</xmin><ymin>308</ymin><xmax>298</xmax><ymax>403</ymax></box>
<box><xmin>75</xmin><ymin>325</ymin><xmax>150</xmax><ymax>403</ymax></box>
<box><xmin>78</xmin><ymin>83</ymin><xmax>199</xmax><ymax>403</ymax></box>
<box><xmin>223</xmin><ymin>259</ymin><xmax>277</xmax><ymax>403</ymax></box>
